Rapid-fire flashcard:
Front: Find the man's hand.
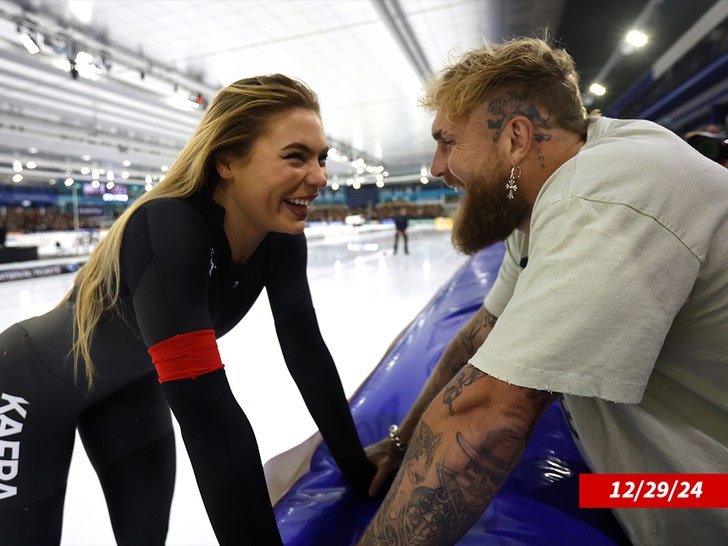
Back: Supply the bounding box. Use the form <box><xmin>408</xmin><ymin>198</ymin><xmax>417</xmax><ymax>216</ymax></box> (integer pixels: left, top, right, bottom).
<box><xmin>358</xmin><ymin>365</ymin><xmax>558</xmax><ymax>545</ymax></box>
<box><xmin>362</xmin><ymin>307</ymin><xmax>499</xmax><ymax>499</ymax></box>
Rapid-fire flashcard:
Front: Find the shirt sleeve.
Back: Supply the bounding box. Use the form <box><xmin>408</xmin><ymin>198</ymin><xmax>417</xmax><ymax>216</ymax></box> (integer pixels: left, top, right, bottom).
<box><xmin>483</xmin><ymin>230</ymin><xmax>529</xmax><ymax>316</ymax></box>
<box><xmin>470</xmin><ymin>197</ymin><xmax>700</xmax><ymax>403</ymax></box>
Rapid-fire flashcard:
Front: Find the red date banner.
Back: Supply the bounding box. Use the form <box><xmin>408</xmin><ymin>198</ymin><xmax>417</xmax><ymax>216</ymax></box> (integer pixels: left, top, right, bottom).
<box><xmin>579</xmin><ymin>474</ymin><xmax>728</xmax><ymax>508</ymax></box>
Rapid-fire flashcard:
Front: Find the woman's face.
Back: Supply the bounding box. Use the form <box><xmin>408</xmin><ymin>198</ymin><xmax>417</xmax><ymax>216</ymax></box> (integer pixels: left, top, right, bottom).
<box><xmin>215</xmin><ymin>108</ymin><xmax>328</xmax><ymax>238</ymax></box>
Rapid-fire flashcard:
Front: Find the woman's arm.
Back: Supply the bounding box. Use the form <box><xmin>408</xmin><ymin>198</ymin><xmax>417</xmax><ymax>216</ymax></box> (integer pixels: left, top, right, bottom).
<box><xmin>160</xmin><ymin>369</ymin><xmax>283</xmax><ymax>545</ymax></box>
<box><xmin>275</xmin><ymin>307</ymin><xmax>376</xmax><ymax>494</ymax></box>
<box><xmin>123</xmin><ymin>201</ymin><xmax>283</xmax><ymax>544</ymax></box>
<box><xmin>267</xmin><ymin>233</ymin><xmax>375</xmax><ymax>494</ymax></box>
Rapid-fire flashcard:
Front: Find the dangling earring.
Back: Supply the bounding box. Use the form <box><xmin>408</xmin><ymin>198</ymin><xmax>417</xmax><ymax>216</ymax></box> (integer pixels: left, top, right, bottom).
<box><xmin>506</xmin><ymin>164</ymin><xmax>521</xmax><ymax>199</ymax></box>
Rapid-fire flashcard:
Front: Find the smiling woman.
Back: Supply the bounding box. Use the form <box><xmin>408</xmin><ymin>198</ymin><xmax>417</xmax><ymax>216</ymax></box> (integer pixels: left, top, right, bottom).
<box><xmin>0</xmin><ymin>74</ymin><xmax>376</xmax><ymax>546</ymax></box>
<box><xmin>213</xmin><ymin>108</ymin><xmax>329</xmax><ymax>262</ymax></box>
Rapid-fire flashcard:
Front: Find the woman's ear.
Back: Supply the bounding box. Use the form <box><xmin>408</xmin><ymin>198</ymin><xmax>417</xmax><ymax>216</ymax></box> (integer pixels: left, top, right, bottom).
<box><xmin>214</xmin><ymin>153</ymin><xmax>233</xmax><ymax>180</ymax></box>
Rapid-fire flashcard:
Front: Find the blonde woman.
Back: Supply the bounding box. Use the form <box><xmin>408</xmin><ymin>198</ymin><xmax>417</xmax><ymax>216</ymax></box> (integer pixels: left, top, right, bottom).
<box><xmin>0</xmin><ymin>74</ymin><xmax>375</xmax><ymax>545</ymax></box>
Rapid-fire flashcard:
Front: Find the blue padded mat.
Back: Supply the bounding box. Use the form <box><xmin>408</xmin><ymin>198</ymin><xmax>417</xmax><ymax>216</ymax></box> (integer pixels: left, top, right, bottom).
<box><xmin>275</xmin><ymin>242</ymin><xmax>631</xmax><ymax>545</ymax></box>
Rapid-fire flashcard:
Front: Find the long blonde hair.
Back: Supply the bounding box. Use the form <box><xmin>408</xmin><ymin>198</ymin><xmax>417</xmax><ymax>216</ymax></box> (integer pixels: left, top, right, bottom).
<box><xmin>63</xmin><ymin>74</ymin><xmax>321</xmax><ymax>389</ymax></box>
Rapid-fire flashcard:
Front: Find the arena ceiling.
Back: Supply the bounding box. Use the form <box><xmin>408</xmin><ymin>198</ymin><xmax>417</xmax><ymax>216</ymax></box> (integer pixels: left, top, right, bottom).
<box><xmin>0</xmin><ymin>0</ymin><xmax>722</xmax><ymax>190</ymax></box>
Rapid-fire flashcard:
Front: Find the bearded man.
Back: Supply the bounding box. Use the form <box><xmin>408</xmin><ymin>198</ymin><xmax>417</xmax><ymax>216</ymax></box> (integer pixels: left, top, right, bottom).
<box><xmin>361</xmin><ymin>37</ymin><xmax>728</xmax><ymax>546</ymax></box>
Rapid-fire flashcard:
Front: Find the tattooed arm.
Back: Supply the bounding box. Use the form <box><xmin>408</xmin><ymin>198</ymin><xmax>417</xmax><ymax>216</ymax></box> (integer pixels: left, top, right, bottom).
<box><xmin>365</xmin><ymin>306</ymin><xmax>498</xmax><ymax>497</ymax></box>
<box><xmin>359</xmin><ymin>365</ymin><xmax>557</xmax><ymax>545</ymax></box>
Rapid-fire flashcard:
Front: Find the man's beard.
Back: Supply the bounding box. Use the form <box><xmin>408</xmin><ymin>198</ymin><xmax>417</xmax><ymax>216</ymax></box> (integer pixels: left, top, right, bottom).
<box><xmin>451</xmin><ymin>162</ymin><xmax>529</xmax><ymax>255</ymax></box>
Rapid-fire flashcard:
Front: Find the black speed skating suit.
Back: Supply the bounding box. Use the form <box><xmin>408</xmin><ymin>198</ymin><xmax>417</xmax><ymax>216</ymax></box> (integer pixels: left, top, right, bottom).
<box><xmin>0</xmin><ymin>191</ymin><xmax>374</xmax><ymax>545</ymax></box>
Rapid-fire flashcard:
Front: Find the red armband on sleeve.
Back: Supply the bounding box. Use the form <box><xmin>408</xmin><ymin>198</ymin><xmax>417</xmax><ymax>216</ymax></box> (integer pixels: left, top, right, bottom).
<box><xmin>148</xmin><ymin>329</ymin><xmax>224</xmax><ymax>383</ymax></box>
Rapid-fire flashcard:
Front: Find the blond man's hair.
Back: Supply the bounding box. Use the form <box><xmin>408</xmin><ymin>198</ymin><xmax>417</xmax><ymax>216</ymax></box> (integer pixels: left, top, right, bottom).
<box><xmin>421</xmin><ymin>37</ymin><xmax>589</xmax><ymax>135</ymax></box>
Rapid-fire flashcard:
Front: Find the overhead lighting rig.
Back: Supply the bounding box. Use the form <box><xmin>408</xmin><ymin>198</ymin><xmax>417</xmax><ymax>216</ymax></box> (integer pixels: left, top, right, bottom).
<box><xmin>17</xmin><ymin>22</ymin><xmax>41</xmax><ymax>54</ymax></box>
<box><xmin>0</xmin><ymin>7</ymin><xmax>220</xmax><ymax>192</ymax></box>
<box><xmin>325</xmin><ymin>144</ymin><xmax>388</xmax><ymax>189</ymax></box>
<box><xmin>4</xmin><ymin>10</ymin><xmax>209</xmax><ymax>110</ymax></box>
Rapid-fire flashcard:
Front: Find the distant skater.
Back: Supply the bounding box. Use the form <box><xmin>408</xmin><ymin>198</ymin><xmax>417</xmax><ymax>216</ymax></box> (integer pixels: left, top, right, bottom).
<box><xmin>393</xmin><ymin>206</ymin><xmax>409</xmax><ymax>254</ymax></box>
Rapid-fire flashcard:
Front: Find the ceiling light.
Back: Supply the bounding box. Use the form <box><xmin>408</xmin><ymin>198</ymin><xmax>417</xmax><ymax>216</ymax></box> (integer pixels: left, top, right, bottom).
<box><xmin>625</xmin><ymin>30</ymin><xmax>648</xmax><ymax>48</ymax></box>
<box><xmin>165</xmin><ymin>93</ymin><xmax>202</xmax><ymax>112</ymax></box>
<box><xmin>13</xmin><ymin>160</ymin><xmax>22</xmax><ymax>172</ymax></box>
<box><xmin>75</xmin><ymin>51</ymin><xmax>93</xmax><ymax>64</ymax></box>
<box><xmin>73</xmin><ymin>51</ymin><xmax>103</xmax><ymax>80</ymax></box>
<box><xmin>12</xmin><ymin>173</ymin><xmax>23</xmax><ymax>183</ymax></box>
<box><xmin>18</xmin><ymin>31</ymin><xmax>41</xmax><ymax>54</ymax></box>
<box><xmin>191</xmin><ymin>93</ymin><xmax>206</xmax><ymax>108</ymax></box>
<box><xmin>589</xmin><ymin>83</ymin><xmax>606</xmax><ymax>96</ymax></box>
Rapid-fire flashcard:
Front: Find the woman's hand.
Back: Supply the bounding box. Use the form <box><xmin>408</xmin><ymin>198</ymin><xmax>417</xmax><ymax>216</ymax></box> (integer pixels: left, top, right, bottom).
<box><xmin>364</xmin><ymin>437</ymin><xmax>405</xmax><ymax>498</ymax></box>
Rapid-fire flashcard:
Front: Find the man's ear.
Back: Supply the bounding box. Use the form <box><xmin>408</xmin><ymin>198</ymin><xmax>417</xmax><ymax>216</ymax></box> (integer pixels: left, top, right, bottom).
<box><xmin>508</xmin><ymin>116</ymin><xmax>534</xmax><ymax>164</ymax></box>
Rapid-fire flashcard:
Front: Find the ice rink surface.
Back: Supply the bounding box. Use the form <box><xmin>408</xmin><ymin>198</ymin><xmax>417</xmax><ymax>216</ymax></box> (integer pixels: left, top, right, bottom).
<box><xmin>0</xmin><ymin>223</ymin><xmax>469</xmax><ymax>545</ymax></box>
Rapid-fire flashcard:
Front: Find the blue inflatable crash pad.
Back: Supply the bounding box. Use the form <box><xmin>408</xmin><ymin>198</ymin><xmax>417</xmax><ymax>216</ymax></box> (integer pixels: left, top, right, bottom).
<box><xmin>275</xmin><ymin>242</ymin><xmax>631</xmax><ymax>545</ymax></box>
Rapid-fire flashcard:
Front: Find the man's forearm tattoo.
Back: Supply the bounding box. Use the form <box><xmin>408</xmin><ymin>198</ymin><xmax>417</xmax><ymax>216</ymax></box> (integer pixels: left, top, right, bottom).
<box><xmin>487</xmin><ymin>93</ymin><xmax>552</xmax><ymax>144</ymax></box>
<box><xmin>442</xmin><ymin>365</ymin><xmax>486</xmax><ymax>416</ymax></box>
<box><xmin>448</xmin><ymin>310</ymin><xmax>497</xmax><ymax>376</ymax></box>
<box><xmin>481</xmin><ymin>309</ymin><xmax>498</xmax><ymax>329</ymax></box>
<box><xmin>372</xmin><ymin>421</ymin><xmax>443</xmax><ymax>543</ymax></box>
<box><xmin>373</xmin><ymin>422</ymin><xmax>527</xmax><ymax>545</ymax></box>
<box><xmin>404</xmin><ymin>420</ymin><xmax>442</xmax><ymax>485</ymax></box>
